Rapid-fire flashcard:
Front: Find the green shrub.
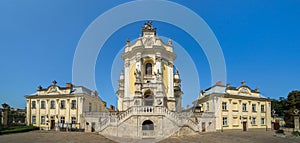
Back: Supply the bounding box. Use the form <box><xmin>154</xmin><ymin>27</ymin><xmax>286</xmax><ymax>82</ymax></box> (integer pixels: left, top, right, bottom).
<box><xmin>275</xmin><ymin>129</ymin><xmax>284</xmax><ymax>134</ymax></box>
<box><xmin>0</xmin><ymin>126</ymin><xmax>39</xmax><ymax>135</ymax></box>
<box><xmin>292</xmin><ymin>131</ymin><xmax>300</xmax><ymax>136</ymax></box>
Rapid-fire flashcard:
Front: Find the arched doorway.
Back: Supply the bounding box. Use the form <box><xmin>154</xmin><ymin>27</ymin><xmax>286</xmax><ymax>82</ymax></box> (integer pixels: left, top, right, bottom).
<box><xmin>142</xmin><ymin>120</ymin><xmax>154</xmax><ymax>130</ymax></box>
<box><xmin>144</xmin><ymin>90</ymin><xmax>154</xmax><ymax>106</ymax></box>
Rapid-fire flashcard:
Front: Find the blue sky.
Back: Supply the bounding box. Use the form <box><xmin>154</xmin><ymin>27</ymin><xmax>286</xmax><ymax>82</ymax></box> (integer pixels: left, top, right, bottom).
<box><xmin>0</xmin><ymin>0</ymin><xmax>299</xmax><ymax>109</ymax></box>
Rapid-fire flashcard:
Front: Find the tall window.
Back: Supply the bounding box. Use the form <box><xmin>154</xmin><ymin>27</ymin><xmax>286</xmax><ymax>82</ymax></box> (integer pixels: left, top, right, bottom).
<box><xmin>89</xmin><ymin>103</ymin><xmax>92</xmax><ymax>112</ymax></box>
<box><xmin>41</xmin><ymin>116</ymin><xmax>45</xmax><ymax>124</ymax></box>
<box><xmin>222</xmin><ymin>117</ymin><xmax>228</xmax><ymax>126</ymax></box>
<box><xmin>145</xmin><ymin>63</ymin><xmax>152</xmax><ymax>75</ymax></box>
<box><xmin>60</xmin><ymin>116</ymin><xmax>65</xmax><ymax>124</ymax></box>
<box><xmin>222</xmin><ymin>102</ymin><xmax>227</xmax><ymax>110</ymax></box>
<box><xmin>261</xmin><ymin>118</ymin><xmax>265</xmax><ymax>125</ymax></box>
<box><xmin>60</xmin><ymin>100</ymin><xmax>65</xmax><ymax>109</ymax></box>
<box><xmin>261</xmin><ymin>105</ymin><xmax>265</xmax><ymax>112</ymax></box>
<box><xmin>32</xmin><ymin>116</ymin><xmax>36</xmax><ymax>124</ymax></box>
<box><xmin>242</xmin><ymin>103</ymin><xmax>247</xmax><ymax>111</ymax></box>
<box><xmin>32</xmin><ymin>101</ymin><xmax>36</xmax><ymax>108</ymax></box>
<box><xmin>71</xmin><ymin>117</ymin><xmax>76</xmax><ymax>124</ymax></box>
<box><xmin>71</xmin><ymin>100</ymin><xmax>76</xmax><ymax>109</ymax></box>
<box><xmin>252</xmin><ymin>117</ymin><xmax>256</xmax><ymax>125</ymax></box>
<box><xmin>252</xmin><ymin>104</ymin><xmax>256</xmax><ymax>112</ymax></box>
<box><xmin>50</xmin><ymin>100</ymin><xmax>55</xmax><ymax>109</ymax></box>
<box><xmin>41</xmin><ymin>101</ymin><xmax>45</xmax><ymax>109</ymax></box>
<box><xmin>206</xmin><ymin>102</ymin><xmax>209</xmax><ymax>111</ymax></box>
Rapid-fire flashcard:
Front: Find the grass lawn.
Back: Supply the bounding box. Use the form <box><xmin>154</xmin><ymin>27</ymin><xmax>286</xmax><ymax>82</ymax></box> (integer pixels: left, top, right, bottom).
<box><xmin>0</xmin><ymin>126</ymin><xmax>39</xmax><ymax>135</ymax></box>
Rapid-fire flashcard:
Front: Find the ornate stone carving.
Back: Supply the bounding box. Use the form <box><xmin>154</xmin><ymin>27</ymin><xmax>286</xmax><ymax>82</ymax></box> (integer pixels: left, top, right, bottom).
<box><xmin>157</xmin><ymin>99</ymin><xmax>162</xmax><ymax>106</ymax></box>
<box><xmin>134</xmin><ymin>100</ymin><xmax>140</xmax><ymax>106</ymax></box>
<box><xmin>168</xmin><ymin>39</ymin><xmax>172</xmax><ymax>45</ymax></box>
<box><xmin>125</xmin><ymin>59</ymin><xmax>130</xmax><ymax>67</ymax></box>
<box><xmin>156</xmin><ymin>56</ymin><xmax>162</xmax><ymax>62</ymax></box>
<box><xmin>154</xmin><ymin>69</ymin><xmax>162</xmax><ymax>81</ymax></box>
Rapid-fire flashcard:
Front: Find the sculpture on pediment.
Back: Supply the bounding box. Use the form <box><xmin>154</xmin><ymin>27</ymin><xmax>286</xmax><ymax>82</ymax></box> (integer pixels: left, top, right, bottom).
<box><xmin>143</xmin><ymin>21</ymin><xmax>153</xmax><ymax>30</ymax></box>
<box><xmin>238</xmin><ymin>87</ymin><xmax>251</xmax><ymax>95</ymax></box>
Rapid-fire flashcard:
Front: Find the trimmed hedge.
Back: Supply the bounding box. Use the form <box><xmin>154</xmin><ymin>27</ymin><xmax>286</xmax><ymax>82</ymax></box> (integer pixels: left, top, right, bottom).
<box><xmin>0</xmin><ymin>126</ymin><xmax>39</xmax><ymax>135</ymax></box>
<box><xmin>275</xmin><ymin>129</ymin><xmax>284</xmax><ymax>134</ymax></box>
<box><xmin>292</xmin><ymin>131</ymin><xmax>300</xmax><ymax>136</ymax></box>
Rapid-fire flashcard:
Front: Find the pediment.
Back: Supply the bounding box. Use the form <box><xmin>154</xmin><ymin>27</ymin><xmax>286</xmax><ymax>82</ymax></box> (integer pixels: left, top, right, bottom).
<box><xmin>46</xmin><ymin>86</ymin><xmax>62</xmax><ymax>95</ymax></box>
<box><xmin>237</xmin><ymin>86</ymin><xmax>252</xmax><ymax>95</ymax></box>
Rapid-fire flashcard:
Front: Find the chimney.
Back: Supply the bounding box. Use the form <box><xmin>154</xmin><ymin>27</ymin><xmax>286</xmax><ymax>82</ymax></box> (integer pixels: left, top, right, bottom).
<box><xmin>66</xmin><ymin>83</ymin><xmax>73</xmax><ymax>89</ymax></box>
<box><xmin>126</xmin><ymin>39</ymin><xmax>130</xmax><ymax>46</ymax></box>
<box><xmin>226</xmin><ymin>83</ymin><xmax>231</xmax><ymax>88</ymax></box>
<box><xmin>110</xmin><ymin>105</ymin><xmax>115</xmax><ymax>111</ymax></box>
<box><xmin>38</xmin><ymin>85</ymin><xmax>43</xmax><ymax>90</ymax></box>
<box><xmin>216</xmin><ymin>81</ymin><xmax>222</xmax><ymax>86</ymax></box>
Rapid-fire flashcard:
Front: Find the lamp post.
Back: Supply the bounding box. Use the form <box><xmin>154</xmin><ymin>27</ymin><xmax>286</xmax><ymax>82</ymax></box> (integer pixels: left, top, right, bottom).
<box><xmin>272</xmin><ymin>109</ymin><xmax>277</xmax><ymax>130</ymax></box>
<box><xmin>294</xmin><ymin>109</ymin><xmax>299</xmax><ymax>131</ymax></box>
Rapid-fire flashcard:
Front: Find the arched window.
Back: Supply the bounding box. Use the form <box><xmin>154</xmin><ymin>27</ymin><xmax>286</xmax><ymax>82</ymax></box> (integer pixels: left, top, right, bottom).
<box><xmin>145</xmin><ymin>63</ymin><xmax>152</xmax><ymax>75</ymax></box>
<box><xmin>142</xmin><ymin>120</ymin><xmax>154</xmax><ymax>130</ymax></box>
<box><xmin>144</xmin><ymin>90</ymin><xmax>154</xmax><ymax>106</ymax></box>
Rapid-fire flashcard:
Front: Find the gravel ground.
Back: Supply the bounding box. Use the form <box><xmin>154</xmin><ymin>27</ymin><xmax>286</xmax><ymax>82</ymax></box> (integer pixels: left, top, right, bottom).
<box><xmin>0</xmin><ymin>130</ymin><xmax>298</xmax><ymax>143</ymax></box>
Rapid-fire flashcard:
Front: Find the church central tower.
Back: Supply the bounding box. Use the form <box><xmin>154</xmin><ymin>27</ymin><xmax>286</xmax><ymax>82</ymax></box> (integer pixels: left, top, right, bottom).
<box><xmin>117</xmin><ymin>22</ymin><xmax>182</xmax><ymax>112</ymax></box>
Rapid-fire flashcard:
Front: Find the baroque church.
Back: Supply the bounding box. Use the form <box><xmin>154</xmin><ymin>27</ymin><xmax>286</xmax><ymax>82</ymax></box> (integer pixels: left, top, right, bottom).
<box><xmin>84</xmin><ymin>22</ymin><xmax>214</xmax><ymax>141</ymax></box>
<box><xmin>25</xmin><ymin>22</ymin><xmax>271</xmax><ymax>142</ymax></box>
<box><xmin>117</xmin><ymin>21</ymin><xmax>183</xmax><ymax>112</ymax></box>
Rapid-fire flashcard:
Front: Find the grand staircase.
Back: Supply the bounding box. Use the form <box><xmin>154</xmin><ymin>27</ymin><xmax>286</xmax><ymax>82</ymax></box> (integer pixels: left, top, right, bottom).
<box><xmin>84</xmin><ymin>106</ymin><xmax>199</xmax><ymax>135</ymax></box>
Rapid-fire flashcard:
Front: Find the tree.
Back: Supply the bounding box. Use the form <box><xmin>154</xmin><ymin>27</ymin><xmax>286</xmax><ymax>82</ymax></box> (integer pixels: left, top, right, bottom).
<box><xmin>284</xmin><ymin>90</ymin><xmax>300</xmax><ymax>126</ymax></box>
<box><xmin>271</xmin><ymin>97</ymin><xmax>287</xmax><ymax>117</ymax></box>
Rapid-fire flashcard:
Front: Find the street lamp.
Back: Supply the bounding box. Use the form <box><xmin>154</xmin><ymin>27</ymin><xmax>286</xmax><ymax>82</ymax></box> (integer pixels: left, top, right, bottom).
<box><xmin>293</xmin><ymin>109</ymin><xmax>299</xmax><ymax>131</ymax></box>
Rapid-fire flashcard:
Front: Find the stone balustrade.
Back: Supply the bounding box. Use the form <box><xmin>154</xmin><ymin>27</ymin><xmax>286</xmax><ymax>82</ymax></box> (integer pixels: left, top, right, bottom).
<box><xmin>86</xmin><ymin>106</ymin><xmax>200</xmax><ymax>132</ymax></box>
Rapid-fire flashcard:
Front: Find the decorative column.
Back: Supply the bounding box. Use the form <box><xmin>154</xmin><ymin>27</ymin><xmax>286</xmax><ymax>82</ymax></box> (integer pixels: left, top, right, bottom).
<box><xmin>46</xmin><ymin>99</ymin><xmax>49</xmax><ymax>130</ymax></box>
<box><xmin>257</xmin><ymin>102</ymin><xmax>261</xmax><ymax>128</ymax></box>
<box><xmin>168</xmin><ymin>62</ymin><xmax>174</xmax><ymax>98</ymax></box>
<box><xmin>123</xmin><ymin>58</ymin><xmax>130</xmax><ymax>110</ymax></box>
<box><xmin>155</xmin><ymin>53</ymin><xmax>162</xmax><ymax>74</ymax></box>
<box><xmin>26</xmin><ymin>99</ymin><xmax>31</xmax><ymax>126</ymax></box>
<box><xmin>155</xmin><ymin>53</ymin><xmax>164</xmax><ymax>107</ymax></box>
<box><xmin>229</xmin><ymin>99</ymin><xmax>232</xmax><ymax>128</ymax></box>
<box><xmin>133</xmin><ymin>68</ymin><xmax>142</xmax><ymax>106</ymax></box>
<box><xmin>124</xmin><ymin>58</ymin><xmax>130</xmax><ymax>98</ymax></box>
<box><xmin>37</xmin><ymin>99</ymin><xmax>40</xmax><ymax>128</ymax></box>
<box><xmin>135</xmin><ymin>53</ymin><xmax>142</xmax><ymax>73</ymax></box>
<box><xmin>248</xmin><ymin>101</ymin><xmax>251</xmax><ymax>129</ymax></box>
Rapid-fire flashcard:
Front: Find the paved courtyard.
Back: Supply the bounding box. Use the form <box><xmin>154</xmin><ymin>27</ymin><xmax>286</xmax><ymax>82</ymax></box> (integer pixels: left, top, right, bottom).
<box><xmin>159</xmin><ymin>130</ymin><xmax>299</xmax><ymax>143</ymax></box>
<box><xmin>0</xmin><ymin>130</ymin><xmax>298</xmax><ymax>143</ymax></box>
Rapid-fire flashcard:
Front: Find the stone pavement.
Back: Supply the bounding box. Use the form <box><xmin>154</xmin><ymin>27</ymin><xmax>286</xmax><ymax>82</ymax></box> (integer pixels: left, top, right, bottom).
<box><xmin>0</xmin><ymin>130</ymin><xmax>299</xmax><ymax>143</ymax></box>
<box><xmin>159</xmin><ymin>130</ymin><xmax>299</xmax><ymax>143</ymax></box>
<box><xmin>0</xmin><ymin>131</ymin><xmax>115</xmax><ymax>143</ymax></box>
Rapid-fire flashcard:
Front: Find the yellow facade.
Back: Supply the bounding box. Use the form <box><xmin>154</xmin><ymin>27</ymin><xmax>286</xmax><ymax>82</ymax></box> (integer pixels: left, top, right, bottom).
<box><xmin>163</xmin><ymin>62</ymin><xmax>169</xmax><ymax>95</ymax></box>
<box><xmin>25</xmin><ymin>81</ymin><xmax>107</xmax><ymax>131</ymax></box>
<box><xmin>129</xmin><ymin>63</ymin><xmax>136</xmax><ymax>94</ymax></box>
<box><xmin>196</xmin><ymin>82</ymin><xmax>272</xmax><ymax>131</ymax></box>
